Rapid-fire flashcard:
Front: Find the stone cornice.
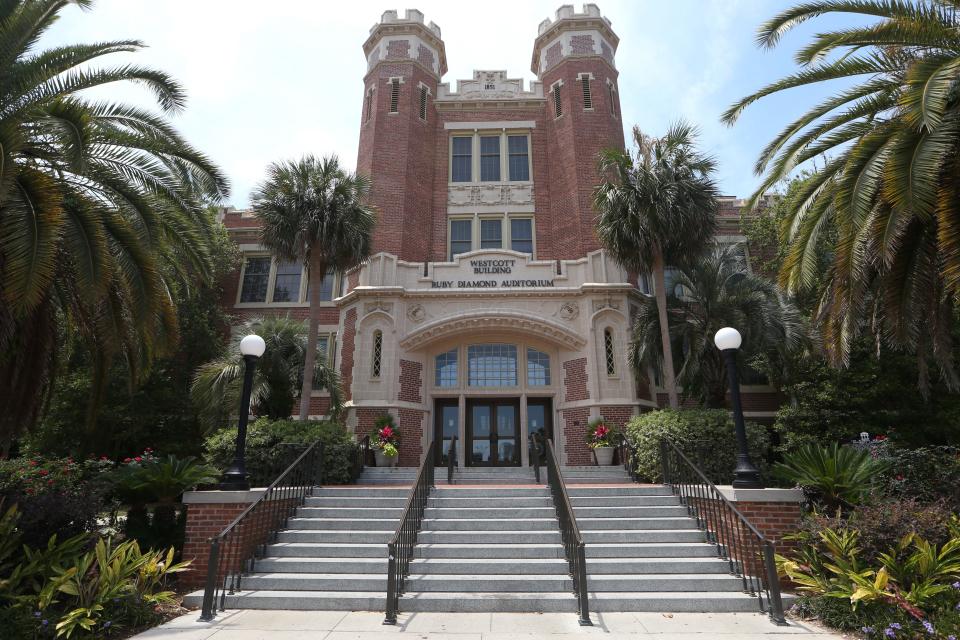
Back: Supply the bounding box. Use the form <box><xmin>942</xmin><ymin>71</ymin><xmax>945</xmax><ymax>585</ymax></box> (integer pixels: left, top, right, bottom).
<box><xmin>363</xmin><ymin>22</ymin><xmax>448</xmax><ymax>76</ymax></box>
<box><xmin>400</xmin><ymin>310</ymin><xmax>587</xmax><ymax>350</ymax></box>
<box><xmin>434</xmin><ymin>100</ymin><xmax>546</xmax><ymax>112</ymax></box>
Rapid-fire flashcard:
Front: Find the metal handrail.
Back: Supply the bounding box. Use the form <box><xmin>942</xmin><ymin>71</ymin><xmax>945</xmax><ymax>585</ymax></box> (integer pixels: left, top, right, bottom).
<box><xmin>544</xmin><ymin>439</ymin><xmax>591</xmax><ymax>626</ymax></box>
<box><xmin>529</xmin><ymin>433</ymin><xmax>543</xmax><ymax>483</ymax></box>
<box><xmin>446</xmin><ymin>436</ymin><xmax>457</xmax><ymax>485</ymax></box>
<box><xmin>199</xmin><ymin>440</ymin><xmax>324</xmax><ymax>621</ymax></box>
<box><xmin>660</xmin><ymin>438</ymin><xmax>786</xmax><ymax>625</ymax></box>
<box><xmin>616</xmin><ymin>433</ymin><xmax>639</xmax><ymax>482</ymax></box>
<box><xmin>384</xmin><ymin>438</ymin><xmax>436</xmax><ymax>624</ymax></box>
<box><xmin>352</xmin><ymin>434</ymin><xmax>371</xmax><ymax>481</ymax></box>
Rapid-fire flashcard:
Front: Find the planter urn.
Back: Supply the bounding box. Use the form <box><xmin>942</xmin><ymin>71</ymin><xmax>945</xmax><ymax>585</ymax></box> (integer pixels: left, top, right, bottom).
<box><xmin>374</xmin><ymin>449</ymin><xmax>399</xmax><ymax>467</ymax></box>
<box><xmin>593</xmin><ymin>446</ymin><xmax>614</xmax><ymax>466</ymax></box>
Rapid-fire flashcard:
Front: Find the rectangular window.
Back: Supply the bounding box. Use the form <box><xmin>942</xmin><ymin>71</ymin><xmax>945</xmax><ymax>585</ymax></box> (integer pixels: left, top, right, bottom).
<box><xmin>480</xmin><ymin>218</ymin><xmax>503</xmax><ymax>249</ymax></box>
<box><xmin>271</xmin><ymin>261</ymin><xmax>302</xmax><ymax>303</ymax></box>
<box><xmin>419</xmin><ymin>85</ymin><xmax>428</xmax><ymax>121</ymax></box>
<box><xmin>306</xmin><ymin>272</ymin><xmax>336</xmax><ymax>302</ymax></box>
<box><xmin>450</xmin><ymin>219</ymin><xmax>472</xmax><ymax>258</ymax></box>
<box><xmin>468</xmin><ymin>344</ymin><xmax>518</xmax><ymax>387</ymax></box>
<box><xmin>239</xmin><ymin>257</ymin><xmax>271</xmax><ymax>303</ymax></box>
<box><xmin>311</xmin><ymin>333</ymin><xmax>337</xmax><ymax>390</ymax></box>
<box><xmin>435</xmin><ymin>349</ymin><xmax>458</xmax><ymax>387</ymax></box>
<box><xmin>608</xmin><ymin>83</ymin><xmax>617</xmax><ymax>115</ymax></box>
<box><xmin>364</xmin><ymin>89</ymin><xmax>373</xmax><ymax>122</ymax></box>
<box><xmin>581</xmin><ymin>77</ymin><xmax>592</xmax><ymax>109</ymax></box>
<box><xmin>507</xmin><ymin>135</ymin><xmax>529</xmax><ymax>181</ymax></box>
<box><xmin>510</xmin><ymin>218</ymin><xmax>533</xmax><ymax>254</ymax></box>
<box><xmin>479</xmin><ymin>136</ymin><xmax>501</xmax><ymax>182</ymax></box>
<box><xmin>527</xmin><ymin>348</ymin><xmax>551</xmax><ymax>386</ymax></box>
<box><xmin>553</xmin><ymin>84</ymin><xmax>562</xmax><ymax>118</ymax></box>
<box><xmin>451</xmin><ymin>136</ymin><xmax>472</xmax><ymax>182</ymax></box>
<box><xmin>389</xmin><ymin>79</ymin><xmax>400</xmax><ymax>113</ymax></box>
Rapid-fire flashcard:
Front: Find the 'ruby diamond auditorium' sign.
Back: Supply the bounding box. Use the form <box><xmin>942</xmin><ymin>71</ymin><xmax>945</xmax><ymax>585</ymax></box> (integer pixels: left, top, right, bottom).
<box><xmin>429</xmin><ymin>253</ymin><xmax>555</xmax><ymax>289</ymax></box>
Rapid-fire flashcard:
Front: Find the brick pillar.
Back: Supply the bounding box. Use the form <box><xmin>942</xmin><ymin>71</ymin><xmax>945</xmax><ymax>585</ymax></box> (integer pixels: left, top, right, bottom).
<box><xmin>180</xmin><ymin>490</ymin><xmax>263</xmax><ymax>590</ymax></box>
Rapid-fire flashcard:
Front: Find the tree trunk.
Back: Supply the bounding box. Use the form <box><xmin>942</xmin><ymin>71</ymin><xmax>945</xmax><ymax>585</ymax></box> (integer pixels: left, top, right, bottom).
<box><xmin>298</xmin><ymin>254</ymin><xmax>327</xmax><ymax>420</ymax></box>
<box><xmin>652</xmin><ymin>250</ymin><xmax>679</xmax><ymax>408</ymax></box>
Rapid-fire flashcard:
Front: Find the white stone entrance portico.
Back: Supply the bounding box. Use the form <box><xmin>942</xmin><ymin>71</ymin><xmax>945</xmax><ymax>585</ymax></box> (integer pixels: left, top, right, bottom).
<box><xmin>336</xmin><ymin>249</ymin><xmax>653</xmax><ymax>467</ymax></box>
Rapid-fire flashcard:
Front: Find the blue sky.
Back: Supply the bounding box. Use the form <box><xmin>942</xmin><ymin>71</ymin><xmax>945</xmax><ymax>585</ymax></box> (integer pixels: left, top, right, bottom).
<box><xmin>46</xmin><ymin>0</ymin><xmax>863</xmax><ymax>207</ymax></box>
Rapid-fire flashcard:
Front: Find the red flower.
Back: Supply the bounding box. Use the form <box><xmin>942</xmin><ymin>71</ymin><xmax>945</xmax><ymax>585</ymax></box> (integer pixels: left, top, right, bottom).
<box><xmin>39</xmin><ymin>469</ymin><xmax>49</xmax><ymax>476</ymax></box>
<box><xmin>123</xmin><ymin>458</ymin><xmax>132</xmax><ymax>463</ymax></box>
<box><xmin>27</xmin><ymin>460</ymin><xmax>37</xmax><ymax>466</ymax></box>
<box><xmin>101</xmin><ymin>456</ymin><xmax>109</xmax><ymax>461</ymax></box>
<box><xmin>134</xmin><ymin>456</ymin><xmax>142</xmax><ymax>462</ymax></box>
<box><xmin>896</xmin><ymin>474</ymin><xmax>904</xmax><ymax>481</ymax></box>
<box><xmin>875</xmin><ymin>435</ymin><xmax>887</xmax><ymax>441</ymax></box>
<box><xmin>47</xmin><ymin>479</ymin><xmax>54</xmax><ymax>486</ymax></box>
<box><xmin>380</xmin><ymin>426</ymin><xmax>394</xmax><ymax>439</ymax></box>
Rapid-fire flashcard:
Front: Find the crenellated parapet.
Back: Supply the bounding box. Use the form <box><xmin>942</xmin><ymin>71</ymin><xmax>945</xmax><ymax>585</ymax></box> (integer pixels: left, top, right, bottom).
<box><xmin>363</xmin><ymin>9</ymin><xmax>447</xmax><ymax>78</ymax></box>
<box><xmin>530</xmin><ymin>3</ymin><xmax>619</xmax><ymax>78</ymax></box>
<box><xmin>436</xmin><ymin>70</ymin><xmax>544</xmax><ymax>103</ymax></box>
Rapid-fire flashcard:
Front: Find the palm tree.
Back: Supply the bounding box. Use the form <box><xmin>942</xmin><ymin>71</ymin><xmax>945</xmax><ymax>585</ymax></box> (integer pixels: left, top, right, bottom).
<box><xmin>629</xmin><ymin>245</ymin><xmax>809</xmax><ymax>407</ymax></box>
<box><xmin>723</xmin><ymin>0</ymin><xmax>960</xmax><ymax>388</ymax></box>
<box><xmin>252</xmin><ymin>155</ymin><xmax>375</xmax><ymax>420</ymax></box>
<box><xmin>0</xmin><ymin>0</ymin><xmax>228</xmax><ymax>451</ymax></box>
<box><xmin>191</xmin><ymin>316</ymin><xmax>343</xmax><ymax>426</ymax></box>
<box><xmin>595</xmin><ymin>122</ymin><xmax>720</xmax><ymax>407</ymax></box>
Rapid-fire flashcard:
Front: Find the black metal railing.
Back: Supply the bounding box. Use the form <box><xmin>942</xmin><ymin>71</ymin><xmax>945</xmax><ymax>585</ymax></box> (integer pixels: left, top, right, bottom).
<box><xmin>529</xmin><ymin>433</ymin><xmax>543</xmax><ymax>483</ymax></box>
<box><xmin>660</xmin><ymin>439</ymin><xmax>786</xmax><ymax>625</ymax></box>
<box><xmin>544</xmin><ymin>439</ymin><xmax>591</xmax><ymax>626</ymax></box>
<box><xmin>352</xmin><ymin>434</ymin><xmax>371</xmax><ymax>481</ymax></box>
<box><xmin>446</xmin><ymin>436</ymin><xmax>457</xmax><ymax>485</ymax></box>
<box><xmin>384</xmin><ymin>438</ymin><xmax>436</xmax><ymax>624</ymax></box>
<box><xmin>615</xmin><ymin>433</ymin><xmax>639</xmax><ymax>482</ymax></box>
<box><xmin>199</xmin><ymin>440</ymin><xmax>324</xmax><ymax>621</ymax></box>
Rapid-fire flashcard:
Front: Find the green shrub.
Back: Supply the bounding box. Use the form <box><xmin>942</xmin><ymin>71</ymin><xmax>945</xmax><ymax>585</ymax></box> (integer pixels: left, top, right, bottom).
<box><xmin>876</xmin><ymin>445</ymin><xmax>960</xmax><ymax>510</ymax></box>
<box><xmin>204</xmin><ymin>418</ymin><xmax>356</xmax><ymax>486</ymax></box>
<box><xmin>624</xmin><ymin>409</ymin><xmax>771</xmax><ymax>483</ymax></box>
<box><xmin>773</xmin><ymin>443</ymin><xmax>890</xmax><ymax>510</ymax></box>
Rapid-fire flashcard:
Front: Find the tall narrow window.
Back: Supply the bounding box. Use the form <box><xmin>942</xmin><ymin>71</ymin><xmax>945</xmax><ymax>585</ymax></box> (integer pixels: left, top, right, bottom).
<box><xmin>450</xmin><ymin>219</ymin><xmax>472</xmax><ymax>258</ymax></box>
<box><xmin>480</xmin><ymin>136</ymin><xmax>501</xmax><ymax>181</ymax></box>
<box><xmin>553</xmin><ymin>84</ymin><xmax>562</xmax><ymax>117</ymax></box>
<box><xmin>451</xmin><ymin>136</ymin><xmax>472</xmax><ymax>182</ymax></box>
<box><xmin>510</xmin><ymin>218</ymin><xmax>533</xmax><ymax>254</ymax></box>
<box><xmin>604</xmin><ymin>328</ymin><xmax>616</xmax><ymax>376</ymax></box>
<box><xmin>312</xmin><ymin>333</ymin><xmax>337</xmax><ymax>390</ymax></box>
<box><xmin>480</xmin><ymin>218</ymin><xmax>502</xmax><ymax>249</ymax></box>
<box><xmin>581</xmin><ymin>76</ymin><xmax>592</xmax><ymax>109</ymax></box>
<box><xmin>527</xmin><ymin>348</ymin><xmax>551</xmax><ymax>386</ymax></box>
<box><xmin>239</xmin><ymin>257</ymin><xmax>271</xmax><ymax>303</ymax></box>
<box><xmin>305</xmin><ymin>272</ymin><xmax>336</xmax><ymax>302</ymax></box>
<box><xmin>435</xmin><ymin>349</ymin><xmax>458</xmax><ymax>387</ymax></box>
<box><xmin>608</xmin><ymin>82</ymin><xmax>617</xmax><ymax>115</ymax></box>
<box><xmin>418</xmin><ymin>85</ymin><xmax>428</xmax><ymax>121</ymax></box>
<box><xmin>389</xmin><ymin>79</ymin><xmax>400</xmax><ymax>113</ymax></box>
<box><xmin>507</xmin><ymin>135</ymin><xmax>529</xmax><ymax>181</ymax></box>
<box><xmin>371</xmin><ymin>330</ymin><xmax>383</xmax><ymax>378</ymax></box>
<box><xmin>272</xmin><ymin>261</ymin><xmax>302</xmax><ymax>302</ymax></box>
<box><xmin>364</xmin><ymin>88</ymin><xmax>373</xmax><ymax>122</ymax></box>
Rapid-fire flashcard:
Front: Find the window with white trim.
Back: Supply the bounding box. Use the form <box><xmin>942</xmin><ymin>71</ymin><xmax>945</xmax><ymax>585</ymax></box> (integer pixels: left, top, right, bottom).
<box><xmin>480</xmin><ymin>136</ymin><xmax>501</xmax><ymax>182</ymax></box>
<box><xmin>510</xmin><ymin>218</ymin><xmax>533</xmax><ymax>254</ymax></box>
<box><xmin>389</xmin><ymin>79</ymin><xmax>400</xmax><ymax>113</ymax></box>
<box><xmin>507</xmin><ymin>135</ymin><xmax>529</xmax><ymax>181</ymax></box>
<box><xmin>447</xmin><ymin>215</ymin><xmax>535</xmax><ymax>258</ymax></box>
<box><xmin>526</xmin><ymin>348</ymin><xmax>551</xmax><ymax>386</ymax></box>
<box><xmin>450</xmin><ymin>218</ymin><xmax>472</xmax><ymax>259</ymax></box>
<box><xmin>468</xmin><ymin>344</ymin><xmax>518</xmax><ymax>387</ymax></box>
<box><xmin>435</xmin><ymin>349</ymin><xmax>458</xmax><ymax>387</ymax></box>
<box><xmin>271</xmin><ymin>261</ymin><xmax>302</xmax><ymax>303</ymax></box>
<box><xmin>239</xmin><ymin>257</ymin><xmax>271</xmax><ymax>303</ymax></box>
<box><xmin>580</xmin><ymin>76</ymin><xmax>593</xmax><ymax>110</ymax></box>
<box><xmin>480</xmin><ymin>218</ymin><xmax>503</xmax><ymax>249</ymax></box>
<box><xmin>311</xmin><ymin>332</ymin><xmax>337</xmax><ymax>390</ymax></box>
<box><xmin>448</xmin><ymin>132</ymin><xmax>532</xmax><ymax>184</ymax></box>
<box><xmin>305</xmin><ymin>272</ymin><xmax>336</xmax><ymax>302</ymax></box>
<box><xmin>371</xmin><ymin>330</ymin><xmax>383</xmax><ymax>378</ymax></box>
<box><xmin>451</xmin><ymin>136</ymin><xmax>472</xmax><ymax>182</ymax></box>
<box><xmin>364</xmin><ymin>87</ymin><xmax>374</xmax><ymax>122</ymax></box>
<box><xmin>607</xmin><ymin>80</ymin><xmax>617</xmax><ymax>116</ymax></box>
<box><xmin>604</xmin><ymin>328</ymin><xmax>616</xmax><ymax>376</ymax></box>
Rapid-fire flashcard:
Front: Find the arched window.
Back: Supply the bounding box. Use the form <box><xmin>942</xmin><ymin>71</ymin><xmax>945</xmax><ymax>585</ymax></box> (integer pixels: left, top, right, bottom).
<box><xmin>604</xmin><ymin>328</ymin><xmax>616</xmax><ymax>376</ymax></box>
<box><xmin>371</xmin><ymin>330</ymin><xmax>383</xmax><ymax>378</ymax></box>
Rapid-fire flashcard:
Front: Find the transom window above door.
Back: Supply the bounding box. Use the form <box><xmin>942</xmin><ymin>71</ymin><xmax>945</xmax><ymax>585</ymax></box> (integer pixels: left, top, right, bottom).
<box><xmin>433</xmin><ymin>344</ymin><xmax>552</xmax><ymax>390</ymax></box>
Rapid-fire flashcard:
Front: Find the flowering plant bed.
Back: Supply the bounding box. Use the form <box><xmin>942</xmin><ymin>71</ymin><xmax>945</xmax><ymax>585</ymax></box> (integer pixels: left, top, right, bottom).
<box><xmin>586</xmin><ymin>418</ymin><xmax>615</xmax><ymax>449</ymax></box>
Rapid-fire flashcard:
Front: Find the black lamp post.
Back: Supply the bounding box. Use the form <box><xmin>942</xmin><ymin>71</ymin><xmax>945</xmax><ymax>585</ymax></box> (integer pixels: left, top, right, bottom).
<box><xmin>220</xmin><ymin>334</ymin><xmax>266</xmax><ymax>491</ymax></box>
<box><xmin>714</xmin><ymin>327</ymin><xmax>763</xmax><ymax>489</ymax></box>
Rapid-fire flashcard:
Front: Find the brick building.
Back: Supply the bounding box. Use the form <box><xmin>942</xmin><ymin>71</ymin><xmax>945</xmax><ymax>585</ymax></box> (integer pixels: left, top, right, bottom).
<box><xmin>218</xmin><ymin>4</ymin><xmax>781</xmax><ymax>468</ymax></box>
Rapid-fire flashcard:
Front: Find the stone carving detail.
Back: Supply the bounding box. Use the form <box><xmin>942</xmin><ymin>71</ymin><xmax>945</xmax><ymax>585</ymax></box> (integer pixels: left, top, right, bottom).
<box><xmin>592</xmin><ymin>297</ymin><xmax>621</xmax><ymax>313</ymax></box>
<box><xmin>407</xmin><ymin>304</ymin><xmax>426</xmax><ymax>324</ymax></box>
<box><xmin>364</xmin><ymin>300</ymin><xmax>393</xmax><ymax>314</ymax></box>
<box><xmin>386</xmin><ymin>39</ymin><xmax>410</xmax><ymax>59</ymax></box>
<box><xmin>447</xmin><ymin>183</ymin><xmax>534</xmax><ymax>207</ymax></box>
<box><xmin>570</xmin><ymin>34</ymin><xmax>595</xmax><ymax>54</ymax></box>
<box><xmin>557</xmin><ymin>302</ymin><xmax>579</xmax><ymax>321</ymax></box>
<box><xmin>417</xmin><ymin>44</ymin><xmax>434</xmax><ymax>68</ymax></box>
<box><xmin>545</xmin><ymin>42</ymin><xmax>563</xmax><ymax>69</ymax></box>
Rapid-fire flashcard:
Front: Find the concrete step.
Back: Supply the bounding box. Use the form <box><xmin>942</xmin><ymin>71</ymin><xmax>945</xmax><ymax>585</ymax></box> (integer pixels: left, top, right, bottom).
<box><xmin>419</xmin><ymin>530</ymin><xmax>562</xmax><ymax>544</ymax></box>
<box><xmin>577</xmin><ymin>517</ymin><xmax>698</xmax><ymax>530</ymax></box>
<box><xmin>406</xmin><ymin>574</ymin><xmax>572</xmax><ymax>592</ymax></box>
<box><xmin>588</xmin><ymin>574</ymin><xmax>745</xmax><ymax>592</ymax></box>
<box><xmin>399</xmin><ymin>591</ymin><xmax>577</xmax><ymax>613</ymax></box>
<box><xmin>255</xmin><ymin>558</ymin><xmax>386</xmax><ymax>573</ymax></box>
<box><xmin>580</xmin><ymin>529</ymin><xmax>706</xmax><ymax>543</ymax></box>
<box><xmin>408</xmin><ymin>558</ymin><xmax>569</xmax><ymax>575</ymax></box>
<box><xmin>276</xmin><ymin>530</ymin><xmax>393</xmax><ymax>543</ymax></box>
<box><xmin>570</xmin><ymin>495</ymin><xmax>681</xmax><ymax>507</ymax></box>
<box><xmin>267</xmin><ymin>542</ymin><xmax>386</xmax><ymax>558</ymax></box>
<box><xmin>425</xmin><ymin>507</ymin><xmax>557</xmax><ymax>519</ymax></box>
<box><xmin>239</xmin><ymin>573</ymin><xmax>386</xmax><ymax>591</ymax></box>
<box><xmin>296</xmin><ymin>507</ymin><xmax>404</xmax><ymax>518</ymax></box>
<box><xmin>416</xmin><ymin>543</ymin><xmax>562</xmax><ymax>559</ymax></box>
<box><xmin>586</xmin><ymin>557</ymin><xmax>732</xmax><ymax>574</ymax></box>
<box><xmin>303</xmin><ymin>496</ymin><xmax>408</xmax><ymax>507</ymax></box>
<box><xmin>567</xmin><ymin>486</ymin><xmax>673</xmax><ymax>496</ymax></box>
<box><xmin>181</xmin><ymin>589</ymin><xmax>385</xmax><ymax>611</ymax></box>
<box><xmin>432</xmin><ymin>488</ymin><xmax>550</xmax><ymax>498</ymax></box>
<box><xmin>573</xmin><ymin>506</ymin><xmax>689</xmax><ymax>518</ymax></box>
<box><xmin>423</xmin><ymin>518</ymin><xmax>558</xmax><ymax>531</ymax></box>
<box><xmin>312</xmin><ymin>487</ymin><xmax>408</xmax><ymax>497</ymax></box>
<box><xmin>286</xmin><ymin>518</ymin><xmax>398</xmax><ymax>530</ymax></box>
<box><xmin>587</xmin><ymin>591</ymin><xmax>791</xmax><ymax>613</ymax></box>
<box><xmin>428</xmin><ymin>496</ymin><xmax>553</xmax><ymax>508</ymax></box>
<box><xmin>585</xmin><ymin>542</ymin><xmax>719</xmax><ymax>558</ymax></box>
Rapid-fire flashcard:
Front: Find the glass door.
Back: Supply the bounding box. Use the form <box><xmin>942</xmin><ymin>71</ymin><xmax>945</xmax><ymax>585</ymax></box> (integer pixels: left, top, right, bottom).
<box><xmin>526</xmin><ymin>398</ymin><xmax>553</xmax><ymax>465</ymax></box>
<box><xmin>434</xmin><ymin>399</ymin><xmax>459</xmax><ymax>466</ymax></box>
<box><xmin>466</xmin><ymin>398</ymin><xmax>520</xmax><ymax>466</ymax></box>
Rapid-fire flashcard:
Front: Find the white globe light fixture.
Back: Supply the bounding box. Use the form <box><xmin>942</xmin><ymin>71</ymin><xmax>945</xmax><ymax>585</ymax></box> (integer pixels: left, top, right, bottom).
<box><xmin>239</xmin><ymin>334</ymin><xmax>266</xmax><ymax>358</ymax></box>
<box><xmin>713</xmin><ymin>326</ymin><xmax>762</xmax><ymax>488</ymax></box>
<box><xmin>714</xmin><ymin>327</ymin><xmax>742</xmax><ymax>351</ymax></box>
<box><xmin>221</xmin><ymin>334</ymin><xmax>266</xmax><ymax>490</ymax></box>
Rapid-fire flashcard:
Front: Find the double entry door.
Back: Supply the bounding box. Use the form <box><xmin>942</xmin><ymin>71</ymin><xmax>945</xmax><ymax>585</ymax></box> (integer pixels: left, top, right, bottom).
<box><xmin>434</xmin><ymin>398</ymin><xmax>554</xmax><ymax>467</ymax></box>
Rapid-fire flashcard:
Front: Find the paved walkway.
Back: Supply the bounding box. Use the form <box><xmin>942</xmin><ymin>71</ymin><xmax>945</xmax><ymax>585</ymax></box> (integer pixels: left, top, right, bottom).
<box><xmin>132</xmin><ymin>610</ymin><xmax>843</xmax><ymax>639</ymax></box>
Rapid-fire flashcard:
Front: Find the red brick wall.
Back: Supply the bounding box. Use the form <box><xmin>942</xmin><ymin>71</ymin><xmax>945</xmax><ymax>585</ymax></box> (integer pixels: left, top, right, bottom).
<box><xmin>398</xmin><ymin>408</ymin><xmax>425</xmax><ymax>467</ymax></box>
<box><xmin>355</xmin><ymin>407</ymin><xmax>383</xmax><ymax>440</ymax></box>
<box><xmin>563</xmin><ymin>358</ymin><xmax>590</xmax><ymax>402</ymax></box>
<box><xmin>599</xmin><ymin>405</ymin><xmax>634</xmax><ymax>432</ymax></box>
<box><xmin>340</xmin><ymin>307</ymin><xmax>357</xmax><ymax>401</ymax></box>
<box><xmin>562</xmin><ymin>406</ymin><xmax>591</xmax><ymax>465</ymax></box>
<box><xmin>398</xmin><ymin>359</ymin><xmax>423</xmax><ymax>403</ymax></box>
<box><xmin>308</xmin><ymin>396</ymin><xmax>332</xmax><ymax>416</ymax></box>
